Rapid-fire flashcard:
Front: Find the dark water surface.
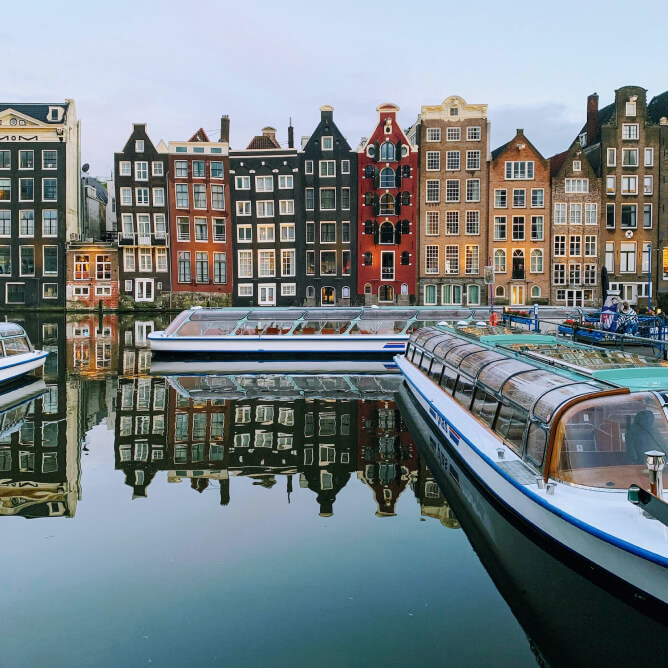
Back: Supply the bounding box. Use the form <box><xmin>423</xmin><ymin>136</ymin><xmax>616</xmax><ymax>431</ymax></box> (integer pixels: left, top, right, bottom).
<box><xmin>1</xmin><ymin>313</ymin><xmax>660</xmax><ymax>667</ymax></box>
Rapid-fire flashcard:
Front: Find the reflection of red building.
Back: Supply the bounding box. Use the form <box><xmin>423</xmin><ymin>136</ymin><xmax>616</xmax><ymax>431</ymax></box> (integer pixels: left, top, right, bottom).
<box><xmin>65</xmin><ymin>314</ymin><xmax>119</xmax><ymax>377</ymax></box>
<box><xmin>168</xmin><ymin>120</ymin><xmax>233</xmax><ymax>308</ymax></box>
<box><xmin>357</xmin><ymin>104</ymin><xmax>418</xmax><ymax>305</ymax></box>
<box><xmin>357</xmin><ymin>399</ymin><xmax>417</xmax><ymax>516</ymax></box>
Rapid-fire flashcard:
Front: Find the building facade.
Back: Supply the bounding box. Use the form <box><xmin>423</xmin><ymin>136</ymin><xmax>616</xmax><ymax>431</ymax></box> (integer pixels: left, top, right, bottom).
<box><xmin>168</xmin><ymin>120</ymin><xmax>233</xmax><ymax>308</ymax></box>
<box><xmin>114</xmin><ymin>124</ymin><xmax>170</xmax><ymax>309</ymax></box>
<box><xmin>357</xmin><ymin>104</ymin><xmax>418</xmax><ymax>305</ymax></box>
<box><xmin>66</xmin><ymin>241</ymin><xmax>119</xmax><ymax>309</ymax></box>
<box><xmin>414</xmin><ymin>96</ymin><xmax>490</xmax><ymax>306</ymax></box>
<box><xmin>300</xmin><ymin>106</ymin><xmax>357</xmax><ymax>306</ymax></box>
<box><xmin>488</xmin><ymin>130</ymin><xmax>551</xmax><ymax>307</ymax></box>
<box><xmin>229</xmin><ymin>127</ymin><xmax>302</xmax><ymax>307</ymax></box>
<box><xmin>0</xmin><ymin>101</ymin><xmax>80</xmax><ymax>308</ymax></box>
<box><xmin>550</xmin><ymin>141</ymin><xmax>602</xmax><ymax>307</ymax></box>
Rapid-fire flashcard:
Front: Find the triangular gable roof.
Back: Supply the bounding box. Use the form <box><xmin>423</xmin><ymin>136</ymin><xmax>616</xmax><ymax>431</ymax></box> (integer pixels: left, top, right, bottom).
<box><xmin>189</xmin><ymin>128</ymin><xmax>210</xmax><ymax>142</ymax></box>
<box><xmin>490</xmin><ymin>130</ymin><xmax>547</xmax><ymax>164</ymax></box>
<box><xmin>118</xmin><ymin>124</ymin><xmax>159</xmax><ymax>155</ymax></box>
<box><xmin>549</xmin><ymin>149</ymin><xmax>569</xmax><ymax>177</ymax></box>
<box><xmin>302</xmin><ymin>107</ymin><xmax>352</xmax><ymax>153</ymax></box>
<box><xmin>0</xmin><ymin>103</ymin><xmax>69</xmax><ymax>125</ymax></box>
<box><xmin>0</xmin><ymin>107</ymin><xmax>52</xmax><ymax>128</ymax></box>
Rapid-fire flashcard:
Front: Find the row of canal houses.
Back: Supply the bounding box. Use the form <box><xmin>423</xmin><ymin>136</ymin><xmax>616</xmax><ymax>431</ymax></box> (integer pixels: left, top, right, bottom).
<box><xmin>1</xmin><ymin>85</ymin><xmax>668</xmax><ymax>310</ymax></box>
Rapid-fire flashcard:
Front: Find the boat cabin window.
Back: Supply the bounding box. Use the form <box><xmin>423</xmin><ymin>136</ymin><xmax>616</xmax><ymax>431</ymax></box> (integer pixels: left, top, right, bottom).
<box><xmin>418</xmin><ymin>353</ymin><xmax>433</xmax><ymax>374</ymax></box>
<box><xmin>4</xmin><ymin>337</ymin><xmax>30</xmax><ymax>355</ymax></box>
<box><xmin>453</xmin><ymin>375</ymin><xmax>475</xmax><ymax>409</ymax></box>
<box><xmin>439</xmin><ymin>365</ymin><xmax>457</xmax><ymax>394</ymax></box>
<box><xmin>552</xmin><ymin>393</ymin><xmax>668</xmax><ymax>489</ymax></box>
<box><xmin>533</xmin><ymin>382</ymin><xmax>601</xmax><ymax>423</ymax></box>
<box><xmin>295</xmin><ymin>321</ymin><xmax>350</xmax><ymax>335</ymax></box>
<box><xmin>526</xmin><ymin>423</ymin><xmax>548</xmax><ymax>467</ymax></box>
<box><xmin>494</xmin><ymin>401</ymin><xmax>528</xmax><ymax>454</ymax></box>
<box><xmin>478</xmin><ymin>359</ymin><xmax>534</xmax><ymax>393</ymax></box>
<box><xmin>471</xmin><ymin>388</ymin><xmax>499</xmax><ymax>428</ymax></box>
<box><xmin>350</xmin><ymin>319</ymin><xmax>408</xmax><ymax>335</ymax></box>
<box><xmin>459</xmin><ymin>350</ymin><xmax>507</xmax><ymax>381</ymax></box>
<box><xmin>165</xmin><ymin>311</ymin><xmax>193</xmax><ymax>336</ymax></box>
<box><xmin>429</xmin><ymin>358</ymin><xmax>444</xmax><ymax>384</ymax></box>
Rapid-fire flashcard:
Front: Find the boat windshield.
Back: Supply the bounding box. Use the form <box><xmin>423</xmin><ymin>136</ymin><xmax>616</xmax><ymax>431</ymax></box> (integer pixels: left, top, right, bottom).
<box><xmin>552</xmin><ymin>392</ymin><xmax>668</xmax><ymax>490</ymax></box>
<box><xmin>349</xmin><ymin>319</ymin><xmax>407</xmax><ymax>335</ymax></box>
<box><xmin>236</xmin><ymin>321</ymin><xmax>295</xmax><ymax>335</ymax></box>
<box><xmin>294</xmin><ymin>321</ymin><xmax>351</xmax><ymax>335</ymax></box>
<box><xmin>3</xmin><ymin>337</ymin><xmax>31</xmax><ymax>355</ymax></box>
<box><xmin>0</xmin><ymin>323</ymin><xmax>26</xmax><ymax>338</ymax></box>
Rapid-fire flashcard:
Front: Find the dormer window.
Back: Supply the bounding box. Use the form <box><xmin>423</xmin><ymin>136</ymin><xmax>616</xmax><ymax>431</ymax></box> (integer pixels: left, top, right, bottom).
<box><xmin>135</xmin><ymin>140</ymin><xmax>145</xmax><ymax>152</ymax></box>
<box><xmin>450</xmin><ymin>107</ymin><xmax>459</xmax><ymax>116</ymax></box>
<box><xmin>573</xmin><ymin>160</ymin><xmax>581</xmax><ymax>172</ymax></box>
<box><xmin>626</xmin><ymin>100</ymin><xmax>637</xmax><ymax>117</ymax></box>
<box><xmin>47</xmin><ymin>106</ymin><xmax>63</xmax><ymax>122</ymax></box>
<box><xmin>322</xmin><ymin>136</ymin><xmax>333</xmax><ymax>150</ymax></box>
<box><xmin>579</xmin><ymin>132</ymin><xmax>587</xmax><ymax>147</ymax></box>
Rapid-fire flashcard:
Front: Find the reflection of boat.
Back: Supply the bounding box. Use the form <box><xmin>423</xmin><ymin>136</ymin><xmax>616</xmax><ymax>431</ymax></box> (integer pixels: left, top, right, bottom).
<box><xmin>148</xmin><ymin>306</ymin><xmax>472</xmax><ymax>356</ymax></box>
<box><xmin>0</xmin><ymin>323</ymin><xmax>48</xmax><ymax>384</ymax></box>
<box><xmin>396</xmin><ymin>324</ymin><xmax>668</xmax><ymax>617</ymax></box>
<box><xmin>163</xmin><ymin>372</ymin><xmax>403</xmax><ymax>401</ymax></box>
<box><xmin>398</xmin><ymin>384</ymin><xmax>668</xmax><ymax>665</ymax></box>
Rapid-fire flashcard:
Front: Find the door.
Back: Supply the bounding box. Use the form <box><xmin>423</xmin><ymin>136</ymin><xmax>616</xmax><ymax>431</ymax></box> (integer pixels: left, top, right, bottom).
<box><xmin>137</xmin><ymin>215</ymin><xmax>151</xmax><ymax>246</ymax></box>
<box><xmin>258</xmin><ymin>284</ymin><xmax>276</xmax><ymax>306</ymax></box>
<box><xmin>135</xmin><ymin>279</ymin><xmax>154</xmax><ymax>302</ymax></box>
<box><xmin>566</xmin><ymin>290</ymin><xmax>583</xmax><ymax>307</ymax></box>
<box><xmin>511</xmin><ymin>285</ymin><xmax>525</xmax><ymax>306</ymax></box>
<box><xmin>321</xmin><ymin>286</ymin><xmax>335</xmax><ymax>305</ymax></box>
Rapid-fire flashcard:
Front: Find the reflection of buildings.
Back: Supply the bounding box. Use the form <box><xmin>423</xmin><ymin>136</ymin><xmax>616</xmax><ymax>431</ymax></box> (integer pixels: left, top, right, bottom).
<box><xmin>66</xmin><ymin>314</ymin><xmax>119</xmax><ymax>378</ymax></box>
<box><xmin>414</xmin><ymin>456</ymin><xmax>459</xmax><ymax>529</ymax></box>
<box><xmin>357</xmin><ymin>400</ymin><xmax>418</xmax><ymax>516</ymax></box>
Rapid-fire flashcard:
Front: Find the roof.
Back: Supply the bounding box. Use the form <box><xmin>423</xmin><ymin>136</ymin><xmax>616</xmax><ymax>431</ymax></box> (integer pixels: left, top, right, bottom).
<box><xmin>246</xmin><ymin>134</ymin><xmax>281</xmax><ymax>150</ymax></box>
<box><xmin>549</xmin><ymin>149</ymin><xmax>569</xmax><ymax>177</ymax></box>
<box><xmin>83</xmin><ymin>176</ymin><xmax>108</xmax><ymax>204</ymax></box>
<box><xmin>648</xmin><ymin>90</ymin><xmax>668</xmax><ymax>123</ymax></box>
<box><xmin>491</xmin><ymin>140</ymin><xmax>511</xmax><ymax>161</ymax></box>
<box><xmin>577</xmin><ymin>101</ymin><xmax>615</xmax><ymax>144</ymax></box>
<box><xmin>0</xmin><ymin>102</ymin><xmax>70</xmax><ymax>123</ymax></box>
<box><xmin>189</xmin><ymin>128</ymin><xmax>210</xmax><ymax>142</ymax></box>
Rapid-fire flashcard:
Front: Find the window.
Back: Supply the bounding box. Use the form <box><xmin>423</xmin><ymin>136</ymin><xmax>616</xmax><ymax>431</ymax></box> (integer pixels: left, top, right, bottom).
<box><xmin>425</xmin><ymin>211</ymin><xmax>439</xmax><ymax>235</ymax></box>
<box><xmin>321</xmin><ymin>136</ymin><xmax>333</xmax><ymax>150</ymax></box>
<box><xmin>426</xmin><ymin>151</ymin><xmax>440</xmax><ymax>170</ymax></box>
<box><xmin>621</xmin><ymin>204</ymin><xmax>637</xmax><ymax>229</ymax></box>
<box><xmin>446</xmin><ymin>151</ymin><xmax>460</xmax><ymax>170</ymax></box>
<box><xmin>176</xmin><ymin>184</ymin><xmax>189</xmax><ymax>208</ymax></box>
<box><xmin>570</xmin><ymin>203</ymin><xmax>582</xmax><ymax>225</ymax></box>
<box><xmin>565</xmin><ymin>178</ymin><xmax>588</xmax><ymax>194</ymax></box>
<box><xmin>644</xmin><ymin>148</ymin><xmax>654</xmax><ymax>167</ymax></box>
<box><xmin>321</xmin><ymin>222</ymin><xmax>336</xmax><ymax>243</ymax></box>
<box><xmin>210</xmin><ymin>161</ymin><xmax>224</xmax><ymax>178</ymax></box>
<box><xmin>426</xmin><ymin>128</ymin><xmax>441</xmax><ymax>142</ymax></box>
<box><xmin>379</xmin><ymin>193</ymin><xmax>394</xmax><ymax>215</ymax></box>
<box><xmin>626</xmin><ymin>101</ymin><xmax>636</xmax><ymax>116</ymax></box>
<box><xmin>584</xmin><ymin>264</ymin><xmax>597</xmax><ymax>285</ymax></box>
<box><xmin>319</xmin><ymin>160</ymin><xmax>335</xmax><ymax>177</ymax></box>
<box><xmin>528</xmin><ymin>188</ymin><xmax>543</xmax><ymax>208</ymax></box>
<box><xmin>380</xmin><ymin>167</ymin><xmax>395</xmax><ymax>188</ymax></box>
<box><xmin>156</xmin><ymin>247</ymin><xmax>168</xmax><ymax>272</ymax></box>
<box><xmin>466</xmin><ymin>150</ymin><xmax>481</xmax><ymax>170</ymax></box>
<box><xmin>512</xmin><ymin>188</ymin><xmax>525</xmax><ymax>208</ymax></box>
<box><xmin>194</xmin><ymin>217</ymin><xmax>208</xmax><ymax>241</ymax></box>
<box><xmin>135</xmin><ymin>187</ymin><xmax>149</xmax><ymax>205</ymax></box>
<box><xmin>278</xmin><ymin>175</ymin><xmax>293</xmax><ymax>189</ymax></box>
<box><xmin>531</xmin><ymin>216</ymin><xmax>543</xmax><ymax>241</ymax></box>
<box><xmin>96</xmin><ymin>254</ymin><xmax>111</xmax><ymax>279</ymax></box>
<box><xmin>621</xmin><ymin>175</ymin><xmax>638</xmax><ymax>195</ymax></box>
<box><xmin>213</xmin><ymin>218</ymin><xmax>226</xmax><ymax>241</ymax></box>
<box><xmin>257</xmin><ymin>224</ymin><xmax>275</xmax><ymax>242</ymax></box>
<box><xmin>553</xmin><ymin>203</ymin><xmax>566</xmax><ymax>225</ymax></box>
<box><xmin>120</xmin><ymin>187</ymin><xmax>132</xmax><ymax>205</ymax></box>
<box><xmin>553</xmin><ymin>263</ymin><xmax>565</xmax><ymax>285</ymax></box>
<box><xmin>468</xmin><ymin>285</ymin><xmax>480</xmax><ymax>305</ymax></box>
<box><xmin>307</xmin><ymin>250</ymin><xmax>315</xmax><ymax>274</ymax></box>
<box><xmin>256</xmin><ymin>176</ymin><xmax>273</xmax><ymax>192</ymax></box>
<box><xmin>622</xmin><ymin>124</ymin><xmax>639</xmax><ymax>140</ymax></box>
<box><xmin>465</xmin><ymin>245</ymin><xmax>479</xmax><ymax>274</ymax></box>
<box><xmin>20</xmin><ymin>210</ymin><xmax>34</xmax><ymax>236</ymax></box>
<box><xmin>466</xmin><ymin>211</ymin><xmax>480</xmax><ymax>235</ymax></box>
<box><xmin>381</xmin><ymin>251</ymin><xmax>395</xmax><ymax>280</ymax></box>
<box><xmin>0</xmin><ymin>151</ymin><xmax>8</xmax><ymax>169</ymax></box>
<box><xmin>135</xmin><ymin>140</ymin><xmax>144</xmax><ymax>152</ymax></box>
<box><xmin>209</xmin><ymin>185</ymin><xmax>224</xmax><ymax>209</ymax></box>
<box><xmin>43</xmin><ymin>284</ymin><xmax>58</xmax><ymax>299</ymax></box>
<box><xmin>569</xmin><ymin>263</ymin><xmax>581</xmax><ymax>285</ymax></box>
<box><xmin>258</xmin><ymin>250</ymin><xmax>275</xmax><ymax>277</ymax></box>
<box><xmin>6</xmin><ymin>283</ymin><xmax>25</xmax><ymax>304</ymax></box>
<box><xmin>235</xmin><ymin>176</ymin><xmax>250</xmax><ymax>189</ymax></box>
<box><xmin>572</xmin><ymin>160</ymin><xmax>581</xmax><ymax>172</ymax></box>
<box><xmin>494</xmin><ymin>249</ymin><xmax>506</xmax><ymax>272</ymax></box>
<box><xmin>622</xmin><ymin>148</ymin><xmax>638</xmax><ymax>167</ymax></box>
<box><xmin>341</xmin><ymin>160</ymin><xmax>350</xmax><ymax>174</ymax></box>
<box><xmin>530</xmin><ymin>249</ymin><xmax>543</xmax><ymax>273</ymax></box>
<box><xmin>569</xmin><ymin>235</ymin><xmax>582</xmax><ymax>257</ymax></box>
<box><xmin>512</xmin><ymin>216</ymin><xmax>524</xmax><ymax>241</ymax></box>
<box><xmin>554</xmin><ymin>235</ymin><xmax>566</xmax><ymax>256</ymax></box>
<box><xmin>0</xmin><ymin>178</ymin><xmax>10</xmax><ymax>201</ymax></box>
<box><xmin>380</xmin><ymin>142</ymin><xmax>395</xmax><ymax>161</ymax></box>
<box><xmin>445</xmin><ymin>211</ymin><xmax>459</xmax><ymax>235</ymax></box>
<box><xmin>606</xmin><ymin>204</ymin><xmax>615</xmax><ymax>229</ymax></box>
<box><xmin>342</xmin><ymin>221</ymin><xmax>350</xmax><ymax>243</ymax></box>
<box><xmin>445</xmin><ymin>180</ymin><xmax>459</xmax><ymax>202</ymax></box>
<box><xmin>467</xmin><ymin>127</ymin><xmax>481</xmax><ymax>141</ymax></box>
<box><xmin>257</xmin><ymin>201</ymin><xmax>274</xmax><ymax>217</ymax></box>
<box><xmin>606</xmin><ymin>175</ymin><xmax>615</xmax><ymax>195</ymax></box>
<box><xmin>279</xmin><ymin>200</ymin><xmax>294</xmax><ymax>215</ymax></box>
<box><xmin>607</xmin><ymin>148</ymin><xmax>616</xmax><ymax>166</ymax></box>
<box><xmin>0</xmin><ymin>211</ymin><xmax>9</xmax><ymax>236</ymax></box>
<box><xmin>195</xmin><ymin>252</ymin><xmax>209</xmax><ymax>283</ymax></box>
<box><xmin>504</xmin><ymin>161</ymin><xmax>534</xmax><ymax>180</ymax></box>
<box><xmin>320</xmin><ymin>251</ymin><xmax>336</xmax><ymax>275</ymax></box>
<box><xmin>305</xmin><ymin>188</ymin><xmax>315</xmax><ymax>210</ymax></box>
<box><xmin>342</xmin><ymin>251</ymin><xmax>351</xmax><ymax>275</ymax></box>
<box><xmin>493</xmin><ymin>216</ymin><xmax>506</xmax><ymax>240</ymax></box>
<box><xmin>0</xmin><ymin>246</ymin><xmax>10</xmax><ymax>274</ymax></box>
<box><xmin>466</xmin><ymin>179</ymin><xmax>480</xmax><ymax>202</ymax></box>
<box><xmin>426</xmin><ymin>180</ymin><xmax>440</xmax><ymax>203</ymax></box>
<box><xmin>124</xmin><ymin>248</ymin><xmax>135</xmax><ymax>272</ymax></box>
<box><xmin>320</xmin><ymin>188</ymin><xmax>335</xmax><ymax>210</ymax></box>
<box><xmin>175</xmin><ymin>160</ymin><xmax>188</xmax><ymax>178</ymax></box>
<box><xmin>339</xmin><ymin>187</ymin><xmax>350</xmax><ymax>210</ymax></box>
<box><xmin>644</xmin><ymin>176</ymin><xmax>653</xmax><ymax>195</ymax></box>
<box><xmin>237</xmin><ymin>225</ymin><xmax>252</xmax><ymax>242</ymax></box>
<box><xmin>151</xmin><ymin>161</ymin><xmax>163</xmax><ymax>176</ymax></box>
<box><xmin>281</xmin><ymin>249</ymin><xmax>295</xmax><ymax>276</ymax></box>
<box><xmin>446</xmin><ymin>127</ymin><xmax>460</xmax><ymax>141</ymax></box>
<box><xmin>192</xmin><ymin>184</ymin><xmax>206</xmax><ymax>208</ymax></box>
<box><xmin>238</xmin><ymin>250</ymin><xmax>252</xmax><ymax>278</ymax></box>
<box><xmin>585</xmin><ymin>203</ymin><xmax>597</xmax><ymax>225</ymax></box>
<box><xmin>19</xmin><ymin>246</ymin><xmax>34</xmax><ymax>275</ymax></box>
<box><xmin>495</xmin><ymin>189</ymin><xmax>507</xmax><ymax>208</ymax></box>
<box><xmin>281</xmin><ymin>283</ymin><xmax>296</xmax><ymax>297</ymax></box>
<box><xmin>424</xmin><ymin>284</ymin><xmax>437</xmax><ymax>305</ymax></box>
<box><xmin>605</xmin><ymin>242</ymin><xmax>615</xmax><ymax>273</ymax></box>
<box><xmin>177</xmin><ymin>217</ymin><xmax>190</xmax><ymax>241</ymax></box>
<box><xmin>236</xmin><ymin>201</ymin><xmax>251</xmax><ymax>216</ymax></box>
<box><xmin>644</xmin><ymin>204</ymin><xmax>652</xmax><ymax>229</ymax></box>
<box><xmin>305</xmin><ymin>160</ymin><xmax>314</xmax><ymax>175</ymax></box>
<box><xmin>178</xmin><ymin>252</ymin><xmax>191</xmax><ymax>282</ymax></box>
<box><xmin>585</xmin><ymin>235</ymin><xmax>597</xmax><ymax>257</ymax></box>
<box><xmin>442</xmin><ymin>284</ymin><xmax>462</xmax><ymax>305</ymax></box>
<box><xmin>425</xmin><ymin>245</ymin><xmax>439</xmax><ymax>274</ymax></box>
<box><xmin>19</xmin><ymin>150</ymin><xmax>33</xmax><ymax>169</ymax></box>
<box><xmin>19</xmin><ymin>178</ymin><xmax>34</xmax><ymax>201</ymax></box>
<box><xmin>135</xmin><ymin>161</ymin><xmax>148</xmax><ymax>180</ymax></box>
<box><xmin>445</xmin><ymin>246</ymin><xmax>459</xmax><ymax>274</ymax></box>
<box><xmin>620</xmin><ymin>242</ymin><xmax>636</xmax><ymax>273</ymax></box>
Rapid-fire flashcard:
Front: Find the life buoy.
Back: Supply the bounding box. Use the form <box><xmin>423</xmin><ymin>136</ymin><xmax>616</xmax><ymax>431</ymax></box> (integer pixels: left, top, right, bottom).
<box><xmin>489</xmin><ymin>312</ymin><xmax>498</xmax><ymax>327</ymax></box>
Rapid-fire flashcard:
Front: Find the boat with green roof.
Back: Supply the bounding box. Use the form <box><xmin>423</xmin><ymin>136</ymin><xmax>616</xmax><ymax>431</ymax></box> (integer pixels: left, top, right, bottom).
<box><xmin>396</xmin><ymin>323</ymin><xmax>668</xmax><ymax>618</ymax></box>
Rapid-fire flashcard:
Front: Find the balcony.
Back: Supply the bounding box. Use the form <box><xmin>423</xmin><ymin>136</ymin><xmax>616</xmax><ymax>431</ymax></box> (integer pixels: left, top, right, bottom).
<box><xmin>120</xmin><ymin>232</ymin><xmax>169</xmax><ymax>246</ymax></box>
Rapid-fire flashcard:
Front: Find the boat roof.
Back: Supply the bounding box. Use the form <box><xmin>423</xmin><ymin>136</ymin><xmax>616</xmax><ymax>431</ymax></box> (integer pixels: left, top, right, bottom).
<box><xmin>0</xmin><ymin>323</ymin><xmax>27</xmax><ymax>338</ymax></box>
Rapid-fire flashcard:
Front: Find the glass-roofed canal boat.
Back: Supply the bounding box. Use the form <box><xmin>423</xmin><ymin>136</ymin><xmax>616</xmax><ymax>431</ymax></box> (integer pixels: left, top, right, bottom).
<box><xmin>0</xmin><ymin>323</ymin><xmax>47</xmax><ymax>385</ymax></box>
<box><xmin>149</xmin><ymin>306</ymin><xmax>470</xmax><ymax>357</ymax></box>
<box><xmin>396</xmin><ymin>323</ymin><xmax>668</xmax><ymax>617</ymax></box>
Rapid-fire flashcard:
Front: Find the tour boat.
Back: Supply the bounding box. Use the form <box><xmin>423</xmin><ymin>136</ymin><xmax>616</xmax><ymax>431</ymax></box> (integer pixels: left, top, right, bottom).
<box><xmin>148</xmin><ymin>306</ymin><xmax>477</xmax><ymax>357</ymax></box>
<box><xmin>0</xmin><ymin>323</ymin><xmax>48</xmax><ymax>384</ymax></box>
<box><xmin>396</xmin><ymin>323</ymin><xmax>668</xmax><ymax>617</ymax></box>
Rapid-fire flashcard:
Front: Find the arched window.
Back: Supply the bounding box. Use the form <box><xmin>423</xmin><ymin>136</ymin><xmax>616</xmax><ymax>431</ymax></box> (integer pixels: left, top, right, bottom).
<box><xmin>306</xmin><ymin>286</ymin><xmax>315</xmax><ymax>298</ymax></box>
<box><xmin>400</xmin><ymin>283</ymin><xmax>408</xmax><ymax>295</ymax></box>
<box><xmin>379</xmin><ymin>285</ymin><xmax>394</xmax><ymax>302</ymax></box>
<box><xmin>530</xmin><ymin>249</ymin><xmax>543</xmax><ymax>273</ymax></box>
<box><xmin>380</xmin><ymin>222</ymin><xmax>394</xmax><ymax>244</ymax></box>
<box><xmin>379</xmin><ymin>194</ymin><xmax>395</xmax><ymax>215</ymax></box>
<box><xmin>380</xmin><ymin>142</ymin><xmax>395</xmax><ymax>161</ymax></box>
<box><xmin>494</xmin><ymin>249</ymin><xmax>506</xmax><ymax>273</ymax></box>
<box><xmin>380</xmin><ymin>168</ymin><xmax>395</xmax><ymax>188</ymax></box>
<box><xmin>364</xmin><ymin>192</ymin><xmax>374</xmax><ymax>206</ymax></box>
<box><xmin>365</xmin><ymin>165</ymin><xmax>374</xmax><ymax>178</ymax></box>
<box><xmin>531</xmin><ymin>286</ymin><xmax>541</xmax><ymax>298</ymax></box>
<box><xmin>495</xmin><ymin>285</ymin><xmax>505</xmax><ymax>298</ymax></box>
<box><xmin>364</xmin><ymin>283</ymin><xmax>372</xmax><ymax>295</ymax></box>
<box><xmin>401</xmin><ymin>251</ymin><xmax>410</xmax><ymax>265</ymax></box>
<box><xmin>342</xmin><ymin>286</ymin><xmax>350</xmax><ymax>298</ymax></box>
<box><xmin>364</xmin><ymin>251</ymin><xmax>373</xmax><ymax>266</ymax></box>
<box><xmin>364</xmin><ymin>220</ymin><xmax>373</xmax><ymax>235</ymax></box>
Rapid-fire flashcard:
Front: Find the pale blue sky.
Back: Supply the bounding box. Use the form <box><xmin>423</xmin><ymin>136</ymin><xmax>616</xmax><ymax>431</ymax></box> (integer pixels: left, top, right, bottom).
<box><xmin>2</xmin><ymin>0</ymin><xmax>666</xmax><ymax>177</ymax></box>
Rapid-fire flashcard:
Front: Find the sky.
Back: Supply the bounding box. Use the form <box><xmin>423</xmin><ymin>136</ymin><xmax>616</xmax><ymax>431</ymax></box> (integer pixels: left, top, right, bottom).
<box><xmin>2</xmin><ymin>0</ymin><xmax>667</xmax><ymax>178</ymax></box>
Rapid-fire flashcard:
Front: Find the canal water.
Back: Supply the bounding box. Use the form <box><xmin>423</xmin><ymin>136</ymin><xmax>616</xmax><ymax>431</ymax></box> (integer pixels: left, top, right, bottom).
<box><xmin>0</xmin><ymin>313</ymin><xmax>663</xmax><ymax>667</ymax></box>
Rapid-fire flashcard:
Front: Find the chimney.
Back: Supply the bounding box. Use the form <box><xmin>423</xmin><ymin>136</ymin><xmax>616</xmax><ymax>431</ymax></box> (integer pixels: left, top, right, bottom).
<box><xmin>288</xmin><ymin>119</ymin><xmax>294</xmax><ymax>149</ymax></box>
<box><xmin>516</xmin><ymin>128</ymin><xmax>524</xmax><ymax>135</ymax></box>
<box><xmin>220</xmin><ymin>115</ymin><xmax>230</xmax><ymax>143</ymax></box>
<box><xmin>586</xmin><ymin>93</ymin><xmax>599</xmax><ymax>146</ymax></box>
<box><xmin>262</xmin><ymin>126</ymin><xmax>277</xmax><ymax>143</ymax></box>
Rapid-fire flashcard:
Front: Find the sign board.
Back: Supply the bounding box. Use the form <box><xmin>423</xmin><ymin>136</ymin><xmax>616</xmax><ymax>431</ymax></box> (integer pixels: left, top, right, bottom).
<box><xmin>484</xmin><ymin>266</ymin><xmax>494</xmax><ymax>285</ymax></box>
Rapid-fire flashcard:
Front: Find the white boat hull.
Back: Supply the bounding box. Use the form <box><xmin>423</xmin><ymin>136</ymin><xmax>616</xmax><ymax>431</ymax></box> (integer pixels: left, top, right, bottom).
<box><xmin>396</xmin><ymin>355</ymin><xmax>668</xmax><ymax>612</ymax></box>
<box><xmin>0</xmin><ymin>351</ymin><xmax>47</xmax><ymax>384</ymax></box>
<box><xmin>149</xmin><ymin>332</ymin><xmax>408</xmax><ymax>356</ymax></box>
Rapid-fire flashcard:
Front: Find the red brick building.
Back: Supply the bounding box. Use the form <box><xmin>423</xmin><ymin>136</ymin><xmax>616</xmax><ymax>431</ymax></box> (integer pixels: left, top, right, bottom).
<box><xmin>357</xmin><ymin>104</ymin><xmax>418</xmax><ymax>304</ymax></box>
<box><xmin>168</xmin><ymin>121</ymin><xmax>233</xmax><ymax>308</ymax></box>
<box><xmin>66</xmin><ymin>241</ymin><xmax>119</xmax><ymax>310</ymax></box>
